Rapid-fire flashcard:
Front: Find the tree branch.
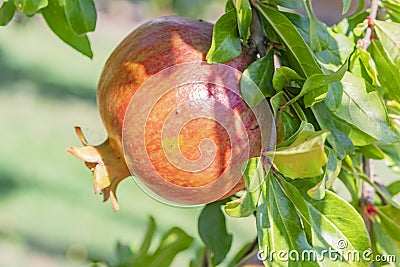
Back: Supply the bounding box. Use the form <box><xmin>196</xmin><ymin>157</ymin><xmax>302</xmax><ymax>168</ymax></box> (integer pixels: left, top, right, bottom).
<box><xmin>358</xmin><ymin>0</ymin><xmax>380</xmax><ymax>50</ymax></box>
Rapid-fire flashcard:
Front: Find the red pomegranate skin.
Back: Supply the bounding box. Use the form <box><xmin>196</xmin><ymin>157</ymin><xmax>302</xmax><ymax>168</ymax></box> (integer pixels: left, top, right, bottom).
<box><xmin>68</xmin><ymin>16</ymin><xmax>260</xmax><ymax>210</ymax></box>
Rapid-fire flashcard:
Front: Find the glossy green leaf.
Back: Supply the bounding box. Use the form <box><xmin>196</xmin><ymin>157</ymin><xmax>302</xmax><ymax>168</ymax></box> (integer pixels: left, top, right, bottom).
<box><xmin>225</xmin><ymin>158</ymin><xmax>263</xmax><ymax>217</ymax></box>
<box><xmin>0</xmin><ymin>0</ymin><xmax>16</xmax><ymax>26</ymax></box>
<box><xmin>198</xmin><ymin>201</ymin><xmax>232</xmax><ymax>265</ymax></box>
<box><xmin>369</xmin><ymin>40</ymin><xmax>400</xmax><ymax>100</ymax></box>
<box><xmin>148</xmin><ymin>227</ymin><xmax>193</xmax><ymax>267</ymax></box>
<box><xmin>353</xmin><ymin>19</ymin><xmax>368</xmax><ymax>36</ymax></box>
<box><xmin>333</xmin><ymin>72</ymin><xmax>399</xmax><ymax>144</ymax></box>
<box><xmin>312</xmin><ymin>102</ymin><xmax>354</xmax><ymax>159</ymax></box>
<box><xmin>376</xmin><ymin>206</ymin><xmax>400</xmax><ymax>243</ymax></box>
<box><xmin>277</xmin><ymin>176</ymin><xmax>371</xmax><ymax>266</ymax></box>
<box><xmin>268</xmin><ymin>130</ymin><xmax>329</xmax><ymax>178</ymax></box>
<box><xmin>241</xmin><ymin>49</ymin><xmax>275</xmax><ymax>101</ymax></box>
<box><xmin>236</xmin><ymin>0</ymin><xmax>251</xmax><ymax>42</ymax></box>
<box><xmin>206</xmin><ymin>9</ymin><xmax>241</xmax><ymax>63</ymax></box>
<box><xmin>373</xmin><ymin>20</ymin><xmax>400</xmax><ymax>68</ymax></box>
<box><xmin>324</xmin><ymin>81</ymin><xmax>343</xmax><ymax>111</ymax></box>
<box><xmin>41</xmin><ymin>0</ymin><xmax>93</xmax><ymax>58</ymax></box>
<box><xmin>272</xmin><ymin>66</ymin><xmax>304</xmax><ymax>92</ymax></box>
<box><xmin>342</xmin><ymin>0</ymin><xmax>352</xmax><ymax>14</ymax></box>
<box><xmin>257</xmin><ymin>174</ymin><xmax>317</xmax><ymax>267</ymax></box>
<box><xmin>255</xmin><ymin>3</ymin><xmax>322</xmax><ymax>77</ymax></box>
<box><xmin>14</xmin><ymin>0</ymin><xmax>47</xmax><ymax>16</ymax></box>
<box><xmin>306</xmin><ymin>190</ymin><xmax>371</xmax><ymax>266</ymax></box>
<box><xmin>65</xmin><ymin>0</ymin><xmax>96</xmax><ymax>35</ymax></box>
<box><xmin>288</xmin><ymin>59</ymin><xmax>348</xmax><ymax>107</ymax></box>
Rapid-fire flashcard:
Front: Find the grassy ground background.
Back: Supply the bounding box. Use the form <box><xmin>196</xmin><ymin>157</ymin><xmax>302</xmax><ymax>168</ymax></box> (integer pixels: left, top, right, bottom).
<box><xmin>0</xmin><ymin>1</ymin><xmax>398</xmax><ymax>267</ymax></box>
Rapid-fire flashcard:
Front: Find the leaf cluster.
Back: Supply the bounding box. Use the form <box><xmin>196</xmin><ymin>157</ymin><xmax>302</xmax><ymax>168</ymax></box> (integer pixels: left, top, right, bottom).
<box><xmin>199</xmin><ymin>0</ymin><xmax>400</xmax><ymax>266</ymax></box>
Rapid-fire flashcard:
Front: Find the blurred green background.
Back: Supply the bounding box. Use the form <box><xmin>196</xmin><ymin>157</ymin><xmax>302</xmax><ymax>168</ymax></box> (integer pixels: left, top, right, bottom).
<box><xmin>0</xmin><ymin>0</ymin><xmax>398</xmax><ymax>266</ymax></box>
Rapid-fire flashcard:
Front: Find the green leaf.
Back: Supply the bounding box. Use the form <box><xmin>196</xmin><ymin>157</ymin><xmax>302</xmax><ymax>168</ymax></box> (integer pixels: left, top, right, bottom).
<box><xmin>308</xmin><ymin>148</ymin><xmax>342</xmax><ymax>200</ymax></box>
<box><xmin>206</xmin><ymin>9</ymin><xmax>242</xmax><ymax>63</ymax></box>
<box><xmin>240</xmin><ymin>49</ymin><xmax>275</xmax><ymax>104</ymax></box>
<box><xmin>373</xmin><ymin>20</ymin><xmax>400</xmax><ymax>69</ymax></box>
<box><xmin>148</xmin><ymin>227</ymin><xmax>193</xmax><ymax>267</ymax></box>
<box><xmin>225</xmin><ymin>158</ymin><xmax>263</xmax><ymax>217</ymax></box>
<box><xmin>41</xmin><ymin>0</ymin><xmax>93</xmax><ymax>58</ymax></box>
<box><xmin>306</xmin><ymin>190</ymin><xmax>371</xmax><ymax>266</ymax></box>
<box><xmin>376</xmin><ymin>206</ymin><xmax>400</xmax><ymax>243</ymax></box>
<box><xmin>236</xmin><ymin>0</ymin><xmax>251</xmax><ymax>42</ymax></box>
<box><xmin>225</xmin><ymin>0</ymin><xmax>235</xmax><ymax>12</ymax></box>
<box><xmin>311</xmin><ymin>102</ymin><xmax>354</xmax><ymax>159</ymax></box>
<box><xmin>324</xmin><ymin>81</ymin><xmax>343</xmax><ymax>110</ymax></box>
<box><xmin>379</xmin><ymin>142</ymin><xmax>400</xmax><ymax>172</ymax></box>
<box><xmin>272</xmin><ymin>66</ymin><xmax>304</xmax><ymax>92</ymax></box>
<box><xmin>369</xmin><ymin>40</ymin><xmax>400</xmax><ymax>101</ymax></box>
<box><xmin>342</xmin><ymin>0</ymin><xmax>352</xmax><ymax>14</ymax></box>
<box><xmin>358</xmin><ymin>144</ymin><xmax>385</xmax><ymax>159</ymax></box>
<box><xmin>255</xmin><ymin>3</ymin><xmax>322</xmax><ymax>78</ymax></box>
<box><xmin>333</xmin><ymin>72</ymin><xmax>399</xmax><ymax>144</ymax></box>
<box><xmin>257</xmin><ymin>174</ymin><xmax>317</xmax><ymax>266</ymax></box>
<box><xmin>372</xmin><ymin>220</ymin><xmax>400</xmax><ymax>267</ymax></box>
<box><xmin>269</xmin><ymin>0</ymin><xmax>303</xmax><ymax>9</ymax></box>
<box><xmin>288</xmin><ymin>59</ymin><xmax>348</xmax><ymax>108</ymax></box>
<box><xmin>0</xmin><ymin>0</ymin><xmax>16</xmax><ymax>26</ymax></box>
<box><xmin>358</xmin><ymin>173</ymin><xmax>400</xmax><ymax>209</ymax></box>
<box><xmin>136</xmin><ymin>216</ymin><xmax>156</xmax><ymax>260</ymax></box>
<box><xmin>278</xmin><ymin>121</ymin><xmax>315</xmax><ymax>148</ymax></box>
<box><xmin>227</xmin><ymin>241</ymin><xmax>254</xmax><ymax>267</ymax></box>
<box><xmin>387</xmin><ymin>180</ymin><xmax>400</xmax><ymax>197</ymax></box>
<box><xmin>304</xmin><ymin>0</ymin><xmax>330</xmax><ymax>52</ymax></box>
<box><xmin>277</xmin><ymin>176</ymin><xmax>371</xmax><ymax>267</ymax></box>
<box><xmin>268</xmin><ymin>130</ymin><xmax>329</xmax><ymax>178</ymax></box>
<box><xmin>14</xmin><ymin>0</ymin><xmax>47</xmax><ymax>16</ymax></box>
<box><xmin>198</xmin><ymin>201</ymin><xmax>232</xmax><ymax>265</ymax></box>
<box><xmin>349</xmin><ymin>47</ymin><xmax>380</xmax><ymax>87</ymax></box>
<box><xmin>65</xmin><ymin>0</ymin><xmax>97</xmax><ymax>35</ymax></box>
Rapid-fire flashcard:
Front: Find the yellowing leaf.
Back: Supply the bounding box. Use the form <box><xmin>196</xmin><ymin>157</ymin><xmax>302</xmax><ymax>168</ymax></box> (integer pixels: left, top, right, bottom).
<box><xmin>268</xmin><ymin>130</ymin><xmax>329</xmax><ymax>178</ymax></box>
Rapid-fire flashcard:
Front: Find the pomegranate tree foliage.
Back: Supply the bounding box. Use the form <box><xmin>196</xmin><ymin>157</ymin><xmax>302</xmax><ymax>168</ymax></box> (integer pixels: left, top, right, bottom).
<box><xmin>1</xmin><ymin>0</ymin><xmax>400</xmax><ymax>266</ymax></box>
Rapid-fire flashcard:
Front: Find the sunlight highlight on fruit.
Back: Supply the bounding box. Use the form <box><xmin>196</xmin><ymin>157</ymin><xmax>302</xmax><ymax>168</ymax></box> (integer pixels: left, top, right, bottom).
<box><xmin>122</xmin><ymin>62</ymin><xmax>275</xmax><ymax>206</ymax></box>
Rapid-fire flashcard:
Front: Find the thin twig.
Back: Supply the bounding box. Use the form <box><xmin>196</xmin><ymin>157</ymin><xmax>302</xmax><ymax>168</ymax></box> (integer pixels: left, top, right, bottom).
<box><xmin>358</xmin><ymin>0</ymin><xmax>380</xmax><ymax>50</ymax></box>
<box><xmin>361</xmin><ymin>158</ymin><xmax>375</xmax><ymax>239</ymax></box>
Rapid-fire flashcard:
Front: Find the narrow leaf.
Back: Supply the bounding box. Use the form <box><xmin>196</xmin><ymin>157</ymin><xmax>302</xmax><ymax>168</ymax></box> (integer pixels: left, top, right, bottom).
<box><xmin>236</xmin><ymin>0</ymin><xmax>252</xmax><ymax>42</ymax></box>
<box><xmin>376</xmin><ymin>206</ymin><xmax>400</xmax><ymax>243</ymax></box>
<box><xmin>255</xmin><ymin>3</ymin><xmax>322</xmax><ymax>77</ymax></box>
<box><xmin>149</xmin><ymin>227</ymin><xmax>193</xmax><ymax>267</ymax></box>
<box><xmin>342</xmin><ymin>0</ymin><xmax>352</xmax><ymax>14</ymax></box>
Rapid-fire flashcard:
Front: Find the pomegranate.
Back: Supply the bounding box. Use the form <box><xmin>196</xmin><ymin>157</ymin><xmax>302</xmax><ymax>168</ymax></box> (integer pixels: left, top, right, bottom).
<box><xmin>67</xmin><ymin>16</ymin><xmax>270</xmax><ymax>210</ymax></box>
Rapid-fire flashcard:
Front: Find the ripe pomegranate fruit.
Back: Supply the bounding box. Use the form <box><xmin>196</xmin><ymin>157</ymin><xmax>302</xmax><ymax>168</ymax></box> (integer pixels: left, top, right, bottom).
<box><xmin>67</xmin><ymin>16</ymin><xmax>266</xmax><ymax>210</ymax></box>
